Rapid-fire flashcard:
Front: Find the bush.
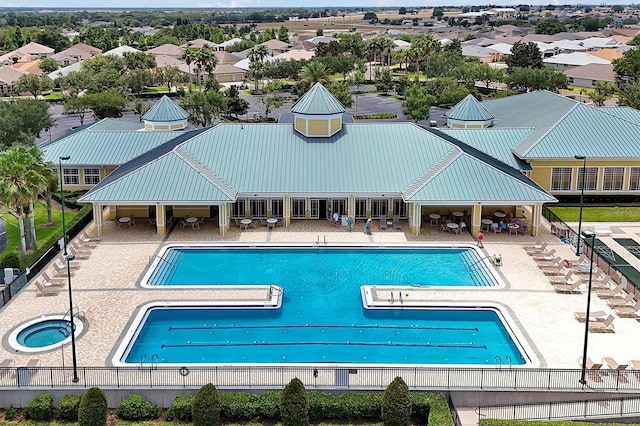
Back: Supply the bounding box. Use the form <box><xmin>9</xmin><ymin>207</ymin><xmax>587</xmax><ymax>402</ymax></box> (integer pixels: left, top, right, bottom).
<box><xmin>3</xmin><ymin>406</ymin><xmax>16</xmax><ymax>420</ymax></box>
<box><xmin>220</xmin><ymin>392</ymin><xmax>260</xmax><ymax>420</ymax></box>
<box><xmin>165</xmin><ymin>394</ymin><xmax>194</xmax><ymax>422</ymax></box>
<box><xmin>116</xmin><ymin>394</ymin><xmax>159</xmax><ymax>421</ymax></box>
<box><xmin>382</xmin><ymin>376</ymin><xmax>412</xmax><ymax>426</ymax></box>
<box><xmin>258</xmin><ymin>390</ymin><xmax>282</xmax><ymax>420</ymax></box>
<box><xmin>411</xmin><ymin>393</ymin><xmax>431</xmax><ymax>425</ymax></box>
<box><xmin>281</xmin><ymin>377</ymin><xmax>309</xmax><ymax>426</ymax></box>
<box><xmin>0</xmin><ymin>252</ymin><xmax>20</xmax><ymax>269</ymax></box>
<box><xmin>24</xmin><ymin>393</ymin><xmax>54</xmax><ymax>421</ymax></box>
<box><xmin>57</xmin><ymin>393</ymin><xmax>82</xmax><ymax>421</ymax></box>
<box><xmin>192</xmin><ymin>383</ymin><xmax>221</xmax><ymax>426</ymax></box>
<box><xmin>78</xmin><ymin>387</ymin><xmax>107</xmax><ymax>426</ymax></box>
<box><xmin>308</xmin><ymin>391</ymin><xmax>382</xmax><ymax>421</ymax></box>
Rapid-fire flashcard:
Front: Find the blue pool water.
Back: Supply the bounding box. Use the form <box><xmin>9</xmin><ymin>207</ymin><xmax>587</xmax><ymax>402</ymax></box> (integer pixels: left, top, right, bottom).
<box><xmin>121</xmin><ymin>246</ymin><xmax>528</xmax><ymax>365</ymax></box>
<box><xmin>146</xmin><ymin>247</ymin><xmax>497</xmax><ymax>287</ymax></box>
<box><xmin>17</xmin><ymin>319</ymin><xmax>72</xmax><ymax>348</ymax></box>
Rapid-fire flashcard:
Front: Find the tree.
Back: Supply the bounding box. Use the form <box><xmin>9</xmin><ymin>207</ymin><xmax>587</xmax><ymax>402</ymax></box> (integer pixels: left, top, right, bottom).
<box><xmin>505</xmin><ymin>41</ymin><xmax>543</xmax><ymax>71</ymax></box>
<box><xmin>13</xmin><ymin>74</ymin><xmax>53</xmax><ymax>99</ymax></box>
<box><xmin>535</xmin><ymin>19</ymin><xmax>565</xmax><ymax>35</ymax></box>
<box><xmin>507</xmin><ymin>67</ymin><xmax>567</xmax><ymax>92</ymax></box>
<box><xmin>224</xmin><ymin>85</ymin><xmax>249</xmax><ymax>118</ymax></box>
<box><xmin>39</xmin><ymin>57</ymin><xmax>59</xmax><ymax>73</ymax></box>
<box><xmin>84</xmin><ymin>91</ymin><xmax>129</xmax><ymax>119</ymax></box>
<box><xmin>123</xmin><ymin>51</ymin><xmax>157</xmax><ymax>71</ymax></box>
<box><xmin>64</xmin><ymin>95</ymin><xmax>93</xmax><ymax>127</ymax></box>
<box><xmin>181</xmin><ymin>91</ymin><xmax>218</xmax><ymax>127</ymax></box>
<box><xmin>122</xmin><ymin>69</ymin><xmax>154</xmax><ymax>94</ymax></box>
<box><xmin>0</xmin><ymin>146</ymin><xmax>50</xmax><ymax>258</ymax></box>
<box><xmin>619</xmin><ymin>82</ymin><xmax>640</xmax><ymax>109</ymax></box>
<box><xmin>588</xmin><ymin>81</ymin><xmax>617</xmax><ymax>106</ymax></box>
<box><xmin>375</xmin><ymin>68</ymin><xmax>394</xmax><ymax>93</ymax></box>
<box><xmin>403</xmin><ymin>84</ymin><xmax>435</xmax><ymax>123</ymax></box>
<box><xmin>613</xmin><ymin>49</ymin><xmax>640</xmax><ymax>84</ymax></box>
<box><xmin>192</xmin><ymin>383</ymin><xmax>220</xmax><ymax>426</ymax></box>
<box><xmin>299</xmin><ymin>61</ymin><xmax>329</xmax><ymax>85</ymax></box>
<box><xmin>399</xmin><ymin>7</ymin><xmax>407</xmax><ymax>14</ymax></box>
<box><xmin>155</xmin><ymin>66</ymin><xmax>187</xmax><ymax>92</ymax></box>
<box><xmin>278</xmin><ymin>25</ymin><xmax>289</xmax><ymax>43</ymax></box>
<box><xmin>260</xmin><ymin>80</ymin><xmax>284</xmax><ymax>120</ymax></box>
<box><xmin>409</xmin><ymin>34</ymin><xmax>439</xmax><ymax>81</ymax></box>
<box><xmin>327</xmin><ymin>81</ymin><xmax>352</xmax><ymax>108</ymax></box>
<box><xmin>281</xmin><ymin>377</ymin><xmax>309</xmax><ymax>426</ymax></box>
<box><xmin>248</xmin><ymin>44</ymin><xmax>270</xmax><ymax>91</ymax></box>
<box><xmin>0</xmin><ymin>99</ymin><xmax>53</xmax><ymax>147</ymax></box>
<box><xmin>78</xmin><ymin>387</ymin><xmax>107</xmax><ymax>426</ymax></box>
<box><xmin>195</xmin><ymin>46</ymin><xmax>218</xmax><ymax>88</ymax></box>
<box><xmin>181</xmin><ymin>47</ymin><xmax>198</xmax><ymax>86</ymax></box>
<box><xmin>382</xmin><ymin>377</ymin><xmax>411</xmax><ymax>426</ymax></box>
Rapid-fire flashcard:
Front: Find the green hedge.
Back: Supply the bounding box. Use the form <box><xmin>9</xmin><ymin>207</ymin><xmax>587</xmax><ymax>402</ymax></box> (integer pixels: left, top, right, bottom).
<box><xmin>24</xmin><ymin>394</ymin><xmax>53</xmax><ymax>421</ymax></box>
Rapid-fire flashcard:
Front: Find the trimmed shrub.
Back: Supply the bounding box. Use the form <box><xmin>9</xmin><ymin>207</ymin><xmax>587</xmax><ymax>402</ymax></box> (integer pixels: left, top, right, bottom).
<box><xmin>382</xmin><ymin>376</ymin><xmax>412</xmax><ymax>426</ymax></box>
<box><xmin>57</xmin><ymin>393</ymin><xmax>82</xmax><ymax>421</ymax></box>
<box><xmin>411</xmin><ymin>393</ymin><xmax>431</xmax><ymax>425</ymax></box>
<box><xmin>192</xmin><ymin>383</ymin><xmax>221</xmax><ymax>426</ymax></box>
<box><xmin>281</xmin><ymin>377</ymin><xmax>309</xmax><ymax>426</ymax></box>
<box><xmin>3</xmin><ymin>406</ymin><xmax>16</xmax><ymax>420</ymax></box>
<box><xmin>258</xmin><ymin>390</ymin><xmax>282</xmax><ymax>420</ymax></box>
<box><xmin>24</xmin><ymin>393</ymin><xmax>53</xmax><ymax>421</ymax></box>
<box><xmin>116</xmin><ymin>394</ymin><xmax>159</xmax><ymax>421</ymax></box>
<box><xmin>0</xmin><ymin>252</ymin><xmax>20</xmax><ymax>269</ymax></box>
<box><xmin>165</xmin><ymin>394</ymin><xmax>194</xmax><ymax>422</ymax></box>
<box><xmin>220</xmin><ymin>391</ymin><xmax>260</xmax><ymax>420</ymax></box>
<box><xmin>78</xmin><ymin>387</ymin><xmax>107</xmax><ymax>426</ymax></box>
<box><xmin>308</xmin><ymin>391</ymin><xmax>382</xmax><ymax>421</ymax></box>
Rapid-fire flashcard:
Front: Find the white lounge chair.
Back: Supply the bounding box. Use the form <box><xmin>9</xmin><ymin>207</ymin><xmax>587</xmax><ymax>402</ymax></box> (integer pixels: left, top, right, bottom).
<box><xmin>379</xmin><ymin>215</ymin><xmax>387</xmax><ymax>230</ymax></box>
<box><xmin>34</xmin><ymin>281</ymin><xmax>60</xmax><ymax>296</ymax></box>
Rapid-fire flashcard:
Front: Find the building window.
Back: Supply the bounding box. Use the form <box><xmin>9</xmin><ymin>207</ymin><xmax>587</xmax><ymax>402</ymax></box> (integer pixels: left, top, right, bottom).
<box><xmin>250</xmin><ymin>199</ymin><xmax>267</xmax><ymax>218</ymax></box>
<box><xmin>291</xmin><ymin>199</ymin><xmax>305</xmax><ymax>219</ymax></box>
<box><xmin>370</xmin><ymin>199</ymin><xmax>387</xmax><ymax>219</ymax></box>
<box><xmin>355</xmin><ymin>199</ymin><xmax>367</xmax><ymax>219</ymax></box>
<box><xmin>330</xmin><ymin>199</ymin><xmax>346</xmax><ymax>215</ymax></box>
<box><xmin>271</xmin><ymin>199</ymin><xmax>283</xmax><ymax>218</ymax></box>
<box><xmin>393</xmin><ymin>199</ymin><xmax>407</xmax><ymax>219</ymax></box>
<box><xmin>63</xmin><ymin>168</ymin><xmax>79</xmax><ymax>185</ymax></box>
<box><xmin>83</xmin><ymin>168</ymin><xmax>100</xmax><ymax>185</ymax></box>
<box><xmin>630</xmin><ymin>168</ymin><xmax>640</xmax><ymax>191</ymax></box>
<box><xmin>231</xmin><ymin>199</ymin><xmax>245</xmax><ymax>219</ymax></box>
<box><xmin>577</xmin><ymin>167</ymin><xmax>598</xmax><ymax>191</ymax></box>
<box><xmin>602</xmin><ymin>167</ymin><xmax>624</xmax><ymax>191</ymax></box>
<box><xmin>550</xmin><ymin>167</ymin><xmax>572</xmax><ymax>191</ymax></box>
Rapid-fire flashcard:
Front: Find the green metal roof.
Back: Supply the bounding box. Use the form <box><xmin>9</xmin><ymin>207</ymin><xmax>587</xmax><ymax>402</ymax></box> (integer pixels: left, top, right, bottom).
<box><xmin>514</xmin><ymin>103</ymin><xmax>640</xmax><ymax>159</ymax></box>
<box><xmin>40</xmin><ymin>121</ymin><xmax>187</xmax><ymax>166</ymax></box>
<box><xmin>291</xmin><ymin>82</ymin><xmax>345</xmax><ymax>115</ymax></box>
<box><xmin>81</xmin><ymin>122</ymin><xmax>554</xmax><ymax>204</ymax></box>
<box><xmin>597</xmin><ymin>106</ymin><xmax>640</xmax><ymax>125</ymax></box>
<box><xmin>439</xmin><ymin>128</ymin><xmax>533</xmax><ymax>170</ymax></box>
<box><xmin>446</xmin><ymin>94</ymin><xmax>494</xmax><ymax>122</ymax></box>
<box><xmin>89</xmin><ymin>119</ymin><xmax>144</xmax><ymax>131</ymax></box>
<box><xmin>142</xmin><ymin>95</ymin><xmax>189</xmax><ymax>122</ymax></box>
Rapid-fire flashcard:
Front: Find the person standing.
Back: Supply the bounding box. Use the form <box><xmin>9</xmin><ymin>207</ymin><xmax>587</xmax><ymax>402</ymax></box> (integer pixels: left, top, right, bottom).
<box><xmin>477</xmin><ymin>232</ymin><xmax>484</xmax><ymax>248</ymax></box>
<box><xmin>364</xmin><ymin>218</ymin><xmax>372</xmax><ymax>235</ymax></box>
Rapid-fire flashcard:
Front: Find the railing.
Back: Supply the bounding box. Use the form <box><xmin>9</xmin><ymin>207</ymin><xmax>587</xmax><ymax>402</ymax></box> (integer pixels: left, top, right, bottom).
<box><xmin>3</xmin><ymin>366</ymin><xmax>640</xmax><ymax>391</ymax></box>
<box><xmin>478</xmin><ymin>396</ymin><xmax>640</xmax><ymax>421</ymax></box>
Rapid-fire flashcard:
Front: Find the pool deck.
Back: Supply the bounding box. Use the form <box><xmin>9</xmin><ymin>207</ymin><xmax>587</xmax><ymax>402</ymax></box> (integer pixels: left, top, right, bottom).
<box><xmin>2</xmin><ymin>217</ymin><xmax>640</xmax><ymax>370</ymax></box>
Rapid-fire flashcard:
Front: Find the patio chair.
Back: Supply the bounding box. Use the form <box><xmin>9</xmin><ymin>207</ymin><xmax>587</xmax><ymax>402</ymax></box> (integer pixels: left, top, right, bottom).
<box><xmin>606</xmin><ymin>292</ymin><xmax>635</xmax><ymax>308</ymax></box>
<box><xmin>78</xmin><ymin>232</ymin><xmax>100</xmax><ymax>244</ymax></box>
<box><xmin>70</xmin><ymin>241</ymin><xmax>92</xmax><ymax>255</ymax></box>
<box><xmin>69</xmin><ymin>246</ymin><xmax>90</xmax><ymax>260</ymax></box>
<box><xmin>596</xmin><ymin>282</ymin><xmax>625</xmax><ymax>299</ymax></box>
<box><xmin>34</xmin><ymin>281</ymin><xmax>60</xmax><ymax>297</ymax></box>
<box><xmin>553</xmin><ymin>278</ymin><xmax>582</xmax><ymax>294</ymax></box>
<box><xmin>548</xmin><ymin>271</ymin><xmax>575</xmax><ymax>285</ymax></box>
<box><xmin>603</xmin><ymin>357</ymin><xmax>627</xmax><ymax>371</ymax></box>
<box><xmin>589</xmin><ymin>315</ymin><xmax>615</xmax><ymax>333</ymax></box>
<box><xmin>535</xmin><ymin>256</ymin><xmax>563</xmax><ymax>268</ymax></box>
<box><xmin>580</xmin><ymin>356</ymin><xmax>604</xmax><ymax>381</ymax></box>
<box><xmin>532</xmin><ymin>249</ymin><xmax>556</xmax><ymax>262</ymax></box>
<box><xmin>0</xmin><ymin>358</ymin><xmax>14</xmax><ymax>379</ymax></box>
<box><xmin>524</xmin><ymin>241</ymin><xmax>547</xmax><ymax>255</ymax></box>
<box><xmin>591</xmin><ymin>273</ymin><xmax>613</xmax><ymax>290</ymax></box>
<box><xmin>573</xmin><ymin>310</ymin><xmax>607</xmax><ymax>322</ymax></box>
<box><xmin>379</xmin><ymin>215</ymin><xmax>387</xmax><ymax>230</ymax></box>
<box><xmin>52</xmin><ymin>262</ymin><xmax>76</xmax><ymax>277</ymax></box>
<box><xmin>41</xmin><ymin>271</ymin><xmax>66</xmax><ymax>286</ymax></box>
<box><xmin>539</xmin><ymin>265</ymin><xmax>567</xmax><ymax>276</ymax></box>
<box><xmin>629</xmin><ymin>360</ymin><xmax>640</xmax><ymax>380</ymax></box>
<box><xmin>393</xmin><ymin>215</ymin><xmax>401</xmax><ymax>229</ymax></box>
<box><xmin>614</xmin><ymin>300</ymin><xmax>640</xmax><ymax>318</ymax></box>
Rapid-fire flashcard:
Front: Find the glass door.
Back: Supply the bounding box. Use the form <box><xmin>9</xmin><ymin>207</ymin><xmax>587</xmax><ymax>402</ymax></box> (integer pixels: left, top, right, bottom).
<box><xmin>310</xmin><ymin>199</ymin><xmax>320</xmax><ymax>219</ymax></box>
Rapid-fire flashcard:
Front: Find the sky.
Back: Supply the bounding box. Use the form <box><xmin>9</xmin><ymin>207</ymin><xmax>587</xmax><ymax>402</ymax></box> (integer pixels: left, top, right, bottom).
<box><xmin>0</xmin><ymin>0</ymin><xmax>630</xmax><ymax>8</ymax></box>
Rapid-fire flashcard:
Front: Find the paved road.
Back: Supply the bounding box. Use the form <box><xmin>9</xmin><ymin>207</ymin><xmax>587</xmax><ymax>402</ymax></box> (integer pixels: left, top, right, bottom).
<box><xmin>39</xmin><ymin>87</ymin><xmax>445</xmax><ymax>145</ymax></box>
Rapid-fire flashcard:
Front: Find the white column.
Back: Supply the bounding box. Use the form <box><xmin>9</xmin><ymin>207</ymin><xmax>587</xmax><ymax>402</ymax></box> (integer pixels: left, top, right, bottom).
<box><xmin>92</xmin><ymin>204</ymin><xmax>103</xmax><ymax>236</ymax></box>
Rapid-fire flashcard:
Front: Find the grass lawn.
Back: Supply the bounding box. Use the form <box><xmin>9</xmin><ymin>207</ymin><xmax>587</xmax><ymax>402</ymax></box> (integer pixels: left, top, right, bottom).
<box><xmin>548</xmin><ymin>206</ymin><xmax>640</xmax><ymax>222</ymax></box>
<box><xmin>3</xmin><ymin>203</ymin><xmax>77</xmax><ymax>259</ymax></box>
<box><xmin>42</xmin><ymin>91</ymin><xmax>65</xmax><ymax>101</ymax></box>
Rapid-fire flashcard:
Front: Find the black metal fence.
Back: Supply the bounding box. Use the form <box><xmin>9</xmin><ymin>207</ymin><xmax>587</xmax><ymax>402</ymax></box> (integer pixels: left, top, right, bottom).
<box><xmin>2</xmin><ymin>366</ymin><xmax>640</xmax><ymax>392</ymax></box>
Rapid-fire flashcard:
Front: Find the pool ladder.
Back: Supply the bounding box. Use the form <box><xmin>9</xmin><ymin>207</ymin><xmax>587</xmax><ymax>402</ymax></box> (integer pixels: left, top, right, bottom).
<box><xmin>494</xmin><ymin>355</ymin><xmax>513</xmax><ymax>370</ymax></box>
<box><xmin>315</xmin><ymin>235</ymin><xmax>327</xmax><ymax>246</ymax></box>
<box><xmin>139</xmin><ymin>354</ymin><xmax>159</xmax><ymax>369</ymax></box>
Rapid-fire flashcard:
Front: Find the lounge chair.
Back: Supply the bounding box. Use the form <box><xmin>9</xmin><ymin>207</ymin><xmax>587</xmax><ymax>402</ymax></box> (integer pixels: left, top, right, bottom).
<box><xmin>379</xmin><ymin>215</ymin><xmax>387</xmax><ymax>230</ymax></box>
<box><xmin>596</xmin><ymin>283</ymin><xmax>625</xmax><ymax>299</ymax></box>
<box><xmin>572</xmin><ymin>263</ymin><xmax>599</xmax><ymax>275</ymax></box>
<box><xmin>70</xmin><ymin>241</ymin><xmax>91</xmax><ymax>255</ymax></box>
<box><xmin>55</xmin><ymin>256</ymin><xmax>80</xmax><ymax>269</ymax></box>
<box><xmin>52</xmin><ymin>262</ymin><xmax>75</xmax><ymax>277</ymax></box>
<box><xmin>614</xmin><ymin>300</ymin><xmax>640</xmax><ymax>318</ymax></box>
<box><xmin>540</xmin><ymin>265</ymin><xmax>567</xmax><ymax>276</ymax></box>
<box><xmin>532</xmin><ymin>249</ymin><xmax>556</xmax><ymax>261</ymax></box>
<box><xmin>580</xmin><ymin>356</ymin><xmax>604</xmax><ymax>381</ymax></box>
<box><xmin>548</xmin><ymin>271</ymin><xmax>575</xmax><ymax>285</ymax></box>
<box><xmin>535</xmin><ymin>256</ymin><xmax>562</xmax><ymax>267</ymax></box>
<box><xmin>591</xmin><ymin>274</ymin><xmax>613</xmax><ymax>290</ymax></box>
<box><xmin>629</xmin><ymin>360</ymin><xmax>640</xmax><ymax>380</ymax></box>
<box><xmin>574</xmin><ymin>310</ymin><xmax>607</xmax><ymax>322</ymax></box>
<box><xmin>524</xmin><ymin>241</ymin><xmax>547</xmax><ymax>255</ymax></box>
<box><xmin>41</xmin><ymin>271</ymin><xmax>66</xmax><ymax>286</ymax></box>
<box><xmin>393</xmin><ymin>216</ymin><xmax>401</xmax><ymax>229</ymax></box>
<box><xmin>553</xmin><ymin>279</ymin><xmax>582</xmax><ymax>293</ymax></box>
<box><xmin>603</xmin><ymin>357</ymin><xmax>628</xmax><ymax>371</ymax></box>
<box><xmin>78</xmin><ymin>231</ymin><xmax>100</xmax><ymax>244</ymax></box>
<box><xmin>589</xmin><ymin>315</ymin><xmax>615</xmax><ymax>333</ymax></box>
<box><xmin>34</xmin><ymin>281</ymin><xmax>60</xmax><ymax>296</ymax></box>
<box><xmin>606</xmin><ymin>292</ymin><xmax>635</xmax><ymax>308</ymax></box>
<box><xmin>69</xmin><ymin>247</ymin><xmax>90</xmax><ymax>260</ymax></box>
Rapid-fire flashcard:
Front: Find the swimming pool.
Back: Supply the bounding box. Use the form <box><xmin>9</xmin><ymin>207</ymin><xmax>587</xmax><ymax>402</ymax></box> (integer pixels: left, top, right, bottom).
<box><xmin>142</xmin><ymin>245</ymin><xmax>503</xmax><ymax>288</ymax></box>
<box><xmin>9</xmin><ymin>315</ymin><xmax>84</xmax><ymax>353</ymax></box>
<box><xmin>114</xmin><ymin>244</ymin><xmax>535</xmax><ymax>366</ymax></box>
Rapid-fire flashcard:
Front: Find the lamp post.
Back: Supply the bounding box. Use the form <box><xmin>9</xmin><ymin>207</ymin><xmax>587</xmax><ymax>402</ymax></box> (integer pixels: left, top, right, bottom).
<box><xmin>58</xmin><ymin>156</ymin><xmax>79</xmax><ymax>383</ymax></box>
<box><xmin>579</xmin><ymin>230</ymin><xmax>597</xmax><ymax>385</ymax></box>
<box><xmin>575</xmin><ymin>155</ymin><xmax>587</xmax><ymax>256</ymax></box>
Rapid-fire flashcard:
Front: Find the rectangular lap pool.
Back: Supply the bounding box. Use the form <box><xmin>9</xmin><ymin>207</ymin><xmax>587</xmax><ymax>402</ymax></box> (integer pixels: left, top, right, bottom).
<box><xmin>115</xmin><ymin>245</ymin><xmax>534</xmax><ymax>367</ymax></box>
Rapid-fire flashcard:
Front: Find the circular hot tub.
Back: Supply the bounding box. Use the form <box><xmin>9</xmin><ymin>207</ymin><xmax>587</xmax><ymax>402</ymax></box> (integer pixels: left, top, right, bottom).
<box><xmin>8</xmin><ymin>315</ymin><xmax>84</xmax><ymax>353</ymax></box>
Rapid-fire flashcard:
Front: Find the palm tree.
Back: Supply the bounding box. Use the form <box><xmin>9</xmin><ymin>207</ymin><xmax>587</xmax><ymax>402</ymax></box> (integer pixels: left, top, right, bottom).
<box><xmin>180</xmin><ymin>48</ymin><xmax>198</xmax><ymax>87</ymax></box>
<box><xmin>299</xmin><ymin>61</ymin><xmax>329</xmax><ymax>85</ymax></box>
<box><xmin>365</xmin><ymin>39</ymin><xmax>382</xmax><ymax>80</ymax></box>
<box><xmin>247</xmin><ymin>45</ymin><xmax>270</xmax><ymax>91</ymax></box>
<box><xmin>409</xmin><ymin>35</ymin><xmax>439</xmax><ymax>81</ymax></box>
<box><xmin>195</xmin><ymin>45</ymin><xmax>218</xmax><ymax>88</ymax></box>
<box><xmin>379</xmin><ymin>38</ymin><xmax>395</xmax><ymax>67</ymax></box>
<box><xmin>0</xmin><ymin>146</ymin><xmax>50</xmax><ymax>258</ymax></box>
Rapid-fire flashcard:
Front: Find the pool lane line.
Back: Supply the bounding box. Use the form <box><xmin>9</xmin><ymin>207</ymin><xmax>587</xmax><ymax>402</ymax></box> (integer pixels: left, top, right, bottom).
<box><xmin>168</xmin><ymin>324</ymin><xmax>479</xmax><ymax>332</ymax></box>
<box><xmin>160</xmin><ymin>342</ymin><xmax>488</xmax><ymax>349</ymax></box>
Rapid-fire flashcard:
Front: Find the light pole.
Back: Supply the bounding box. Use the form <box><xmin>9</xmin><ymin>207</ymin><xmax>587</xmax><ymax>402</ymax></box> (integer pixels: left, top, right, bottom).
<box><xmin>579</xmin><ymin>230</ymin><xmax>596</xmax><ymax>385</ymax></box>
<box><xmin>58</xmin><ymin>156</ymin><xmax>79</xmax><ymax>383</ymax></box>
<box><xmin>575</xmin><ymin>155</ymin><xmax>587</xmax><ymax>256</ymax></box>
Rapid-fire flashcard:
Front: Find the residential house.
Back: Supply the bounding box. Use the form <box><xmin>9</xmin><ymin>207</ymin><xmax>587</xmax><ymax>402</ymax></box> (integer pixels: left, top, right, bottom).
<box><xmin>564</xmin><ymin>63</ymin><xmax>617</xmax><ymax>89</ymax></box>
<box><xmin>51</xmin><ymin>43</ymin><xmax>101</xmax><ymax>66</ymax></box>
